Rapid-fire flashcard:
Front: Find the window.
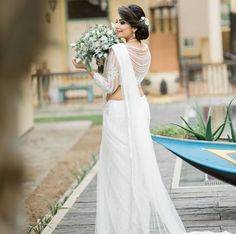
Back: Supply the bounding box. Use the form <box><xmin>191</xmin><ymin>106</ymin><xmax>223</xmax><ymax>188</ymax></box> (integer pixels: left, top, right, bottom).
<box><xmin>67</xmin><ymin>0</ymin><xmax>108</xmax><ymax>19</ymax></box>
<box><xmin>183</xmin><ymin>38</ymin><xmax>195</xmax><ymax>48</ymax></box>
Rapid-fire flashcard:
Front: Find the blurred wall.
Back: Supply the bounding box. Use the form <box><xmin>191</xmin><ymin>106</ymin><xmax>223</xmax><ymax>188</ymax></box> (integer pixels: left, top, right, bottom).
<box><xmin>179</xmin><ymin>0</ymin><xmax>208</xmax><ymax>38</ymax></box>
<box><xmin>178</xmin><ymin>0</ymin><xmax>208</xmax><ymax>61</ymax></box>
<box><xmin>108</xmin><ymin>0</ymin><xmax>150</xmax><ymax>23</ymax></box>
<box><xmin>18</xmin><ymin>1</ymin><xmax>68</xmax><ymax>136</ymax></box>
<box><xmin>231</xmin><ymin>0</ymin><xmax>236</xmax><ymax>11</ymax></box>
<box><xmin>179</xmin><ymin>0</ymin><xmax>223</xmax><ymax>63</ymax></box>
<box><xmin>37</xmin><ymin>0</ymin><xmax>68</xmax><ymax>72</ymax></box>
<box><xmin>150</xmin><ymin>33</ymin><xmax>179</xmax><ymax>72</ymax></box>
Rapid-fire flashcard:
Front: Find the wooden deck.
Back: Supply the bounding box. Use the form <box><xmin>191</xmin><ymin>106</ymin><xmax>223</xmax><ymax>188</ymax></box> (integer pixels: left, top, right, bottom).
<box><xmin>52</xmin><ymin>100</ymin><xmax>236</xmax><ymax>234</ymax></box>
<box><xmin>52</xmin><ymin>145</ymin><xmax>236</xmax><ymax>233</ymax></box>
<box><xmin>171</xmin><ymin>189</ymin><xmax>236</xmax><ymax>233</ymax></box>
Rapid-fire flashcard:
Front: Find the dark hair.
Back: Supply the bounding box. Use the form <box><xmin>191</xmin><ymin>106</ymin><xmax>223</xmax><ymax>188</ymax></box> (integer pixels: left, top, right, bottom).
<box><xmin>118</xmin><ymin>4</ymin><xmax>149</xmax><ymax>41</ymax></box>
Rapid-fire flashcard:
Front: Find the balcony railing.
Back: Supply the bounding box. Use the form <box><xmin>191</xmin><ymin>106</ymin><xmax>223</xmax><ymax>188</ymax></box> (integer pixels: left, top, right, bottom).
<box><xmin>181</xmin><ymin>60</ymin><xmax>236</xmax><ymax>98</ymax></box>
<box><xmin>32</xmin><ymin>71</ymin><xmax>102</xmax><ymax>106</ymax></box>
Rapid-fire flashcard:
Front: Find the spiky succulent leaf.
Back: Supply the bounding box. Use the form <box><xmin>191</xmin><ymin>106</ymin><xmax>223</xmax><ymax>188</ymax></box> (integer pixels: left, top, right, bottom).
<box><xmin>226</xmin><ymin>96</ymin><xmax>236</xmax><ymax>142</ymax></box>
<box><xmin>213</xmin><ymin>123</ymin><xmax>225</xmax><ymax>141</ymax></box>
<box><xmin>180</xmin><ymin>116</ymin><xmax>194</xmax><ymax>131</ymax></box>
<box><xmin>173</xmin><ymin>124</ymin><xmax>206</xmax><ymax>140</ymax></box>
<box><xmin>193</xmin><ymin>102</ymin><xmax>206</xmax><ymax>132</ymax></box>
<box><xmin>205</xmin><ymin>116</ymin><xmax>213</xmax><ymax>141</ymax></box>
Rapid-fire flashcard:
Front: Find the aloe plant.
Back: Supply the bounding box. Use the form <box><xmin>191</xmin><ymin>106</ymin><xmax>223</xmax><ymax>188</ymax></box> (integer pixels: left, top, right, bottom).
<box><xmin>173</xmin><ymin>102</ymin><xmax>227</xmax><ymax>141</ymax></box>
<box><xmin>226</xmin><ymin>96</ymin><xmax>236</xmax><ymax>142</ymax></box>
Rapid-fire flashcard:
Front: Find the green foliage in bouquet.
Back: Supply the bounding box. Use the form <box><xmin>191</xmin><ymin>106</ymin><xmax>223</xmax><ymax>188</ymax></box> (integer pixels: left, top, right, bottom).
<box><xmin>173</xmin><ymin>102</ymin><xmax>227</xmax><ymax>141</ymax></box>
<box><xmin>71</xmin><ymin>24</ymin><xmax>123</xmax><ymax>73</ymax></box>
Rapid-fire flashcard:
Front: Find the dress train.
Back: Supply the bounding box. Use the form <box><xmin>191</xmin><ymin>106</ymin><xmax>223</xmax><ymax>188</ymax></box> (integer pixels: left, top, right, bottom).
<box><xmin>95</xmin><ymin>43</ymin><xmax>231</xmax><ymax>234</ymax></box>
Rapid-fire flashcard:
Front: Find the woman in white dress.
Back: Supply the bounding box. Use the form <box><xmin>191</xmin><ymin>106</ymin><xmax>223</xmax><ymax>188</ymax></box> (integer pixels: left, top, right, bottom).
<box><xmin>73</xmin><ymin>4</ymin><xmax>231</xmax><ymax>234</ymax></box>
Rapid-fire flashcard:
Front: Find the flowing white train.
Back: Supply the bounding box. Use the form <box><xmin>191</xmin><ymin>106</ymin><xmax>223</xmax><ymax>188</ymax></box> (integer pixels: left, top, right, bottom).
<box><xmin>94</xmin><ymin>43</ymin><xmax>232</xmax><ymax>234</ymax></box>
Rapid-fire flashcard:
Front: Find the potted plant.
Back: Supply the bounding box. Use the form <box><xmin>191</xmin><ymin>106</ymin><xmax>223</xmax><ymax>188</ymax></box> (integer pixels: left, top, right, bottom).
<box><xmin>151</xmin><ymin>97</ymin><xmax>236</xmax><ymax>186</ymax></box>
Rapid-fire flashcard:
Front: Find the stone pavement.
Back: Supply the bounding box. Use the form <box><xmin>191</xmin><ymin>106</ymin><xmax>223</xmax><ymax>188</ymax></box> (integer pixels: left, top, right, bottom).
<box><xmin>41</xmin><ymin>95</ymin><xmax>236</xmax><ymax>234</ymax></box>
<box><xmin>19</xmin><ymin>121</ymin><xmax>92</xmax><ymax>199</ymax></box>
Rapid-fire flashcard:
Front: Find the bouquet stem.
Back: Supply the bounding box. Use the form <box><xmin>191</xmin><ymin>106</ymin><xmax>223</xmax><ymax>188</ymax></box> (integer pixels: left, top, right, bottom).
<box><xmin>98</xmin><ymin>65</ymin><xmax>104</xmax><ymax>74</ymax></box>
<box><xmin>96</xmin><ymin>58</ymin><xmax>105</xmax><ymax>74</ymax></box>
<box><xmin>86</xmin><ymin>63</ymin><xmax>93</xmax><ymax>72</ymax></box>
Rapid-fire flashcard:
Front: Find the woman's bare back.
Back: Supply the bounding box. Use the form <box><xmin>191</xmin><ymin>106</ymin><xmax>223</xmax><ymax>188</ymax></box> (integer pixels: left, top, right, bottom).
<box><xmin>106</xmin><ymin>85</ymin><xmax>144</xmax><ymax>101</ymax></box>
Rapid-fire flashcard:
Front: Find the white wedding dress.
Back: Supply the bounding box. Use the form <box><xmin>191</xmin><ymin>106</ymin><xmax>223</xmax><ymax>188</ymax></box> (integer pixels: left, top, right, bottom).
<box><xmin>93</xmin><ymin>43</ymin><xmax>231</xmax><ymax>234</ymax></box>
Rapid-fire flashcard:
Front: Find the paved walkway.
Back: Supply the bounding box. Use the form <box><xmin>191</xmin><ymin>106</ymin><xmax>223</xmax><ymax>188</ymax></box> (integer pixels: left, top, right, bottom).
<box><xmin>19</xmin><ymin>121</ymin><xmax>92</xmax><ymax>199</ymax></box>
<box><xmin>42</xmin><ymin>96</ymin><xmax>236</xmax><ymax>234</ymax></box>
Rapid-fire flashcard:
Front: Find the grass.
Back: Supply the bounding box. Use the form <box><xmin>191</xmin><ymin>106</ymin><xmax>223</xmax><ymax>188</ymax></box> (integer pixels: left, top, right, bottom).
<box><xmin>151</xmin><ymin>125</ymin><xmax>196</xmax><ymax>139</ymax></box>
<box><xmin>34</xmin><ymin>115</ymin><xmax>103</xmax><ymax>126</ymax></box>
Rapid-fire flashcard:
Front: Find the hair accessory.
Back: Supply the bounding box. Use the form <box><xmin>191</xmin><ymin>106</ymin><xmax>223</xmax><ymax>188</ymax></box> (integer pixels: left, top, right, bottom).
<box><xmin>139</xmin><ymin>16</ymin><xmax>149</xmax><ymax>26</ymax></box>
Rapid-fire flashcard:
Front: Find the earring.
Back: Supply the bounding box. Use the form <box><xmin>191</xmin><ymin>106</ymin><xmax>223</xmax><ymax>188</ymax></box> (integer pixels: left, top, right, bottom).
<box><xmin>132</xmin><ymin>30</ymin><xmax>136</xmax><ymax>38</ymax></box>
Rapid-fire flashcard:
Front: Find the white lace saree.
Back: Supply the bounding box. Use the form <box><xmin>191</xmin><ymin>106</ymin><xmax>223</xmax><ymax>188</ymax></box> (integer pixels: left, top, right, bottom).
<box><xmin>95</xmin><ymin>43</ymin><xmax>231</xmax><ymax>234</ymax></box>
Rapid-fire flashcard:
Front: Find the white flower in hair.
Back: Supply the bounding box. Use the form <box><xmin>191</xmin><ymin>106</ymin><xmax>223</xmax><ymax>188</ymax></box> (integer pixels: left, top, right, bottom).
<box><xmin>140</xmin><ymin>16</ymin><xmax>149</xmax><ymax>26</ymax></box>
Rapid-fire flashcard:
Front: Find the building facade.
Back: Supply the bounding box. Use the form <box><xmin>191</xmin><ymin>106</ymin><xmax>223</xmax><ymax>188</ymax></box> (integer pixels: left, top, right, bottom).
<box><xmin>19</xmin><ymin>0</ymin><xmax>233</xmax><ymax>135</ymax></box>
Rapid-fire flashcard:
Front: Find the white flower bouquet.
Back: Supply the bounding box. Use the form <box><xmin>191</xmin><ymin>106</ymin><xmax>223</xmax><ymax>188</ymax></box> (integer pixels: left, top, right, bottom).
<box><xmin>71</xmin><ymin>24</ymin><xmax>122</xmax><ymax>73</ymax></box>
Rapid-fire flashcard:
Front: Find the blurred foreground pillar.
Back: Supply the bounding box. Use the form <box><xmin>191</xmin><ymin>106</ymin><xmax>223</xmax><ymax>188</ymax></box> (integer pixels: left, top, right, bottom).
<box><xmin>208</xmin><ymin>0</ymin><xmax>226</xmax><ymax>94</ymax></box>
<box><xmin>208</xmin><ymin>0</ymin><xmax>223</xmax><ymax>63</ymax></box>
<box><xmin>230</xmin><ymin>0</ymin><xmax>236</xmax><ymax>53</ymax></box>
<box><xmin>0</xmin><ymin>1</ymin><xmax>46</xmax><ymax>233</ymax></box>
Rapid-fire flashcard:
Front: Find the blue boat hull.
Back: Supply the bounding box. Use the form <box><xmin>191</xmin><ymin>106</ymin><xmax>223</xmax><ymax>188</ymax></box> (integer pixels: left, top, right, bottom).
<box><xmin>152</xmin><ymin>135</ymin><xmax>236</xmax><ymax>186</ymax></box>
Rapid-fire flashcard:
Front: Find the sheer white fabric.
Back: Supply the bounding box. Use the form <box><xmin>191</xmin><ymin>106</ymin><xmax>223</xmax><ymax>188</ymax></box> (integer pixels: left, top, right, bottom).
<box><xmin>95</xmin><ymin>43</ymin><xmax>231</xmax><ymax>234</ymax></box>
<box><xmin>93</xmin><ymin>49</ymin><xmax>120</xmax><ymax>94</ymax></box>
<box><xmin>93</xmin><ymin>43</ymin><xmax>150</xmax><ymax>94</ymax></box>
<box><xmin>125</xmin><ymin>43</ymin><xmax>151</xmax><ymax>83</ymax></box>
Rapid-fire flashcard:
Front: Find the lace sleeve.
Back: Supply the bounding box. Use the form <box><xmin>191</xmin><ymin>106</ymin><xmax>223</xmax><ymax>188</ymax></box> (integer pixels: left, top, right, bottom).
<box><xmin>93</xmin><ymin>49</ymin><xmax>120</xmax><ymax>94</ymax></box>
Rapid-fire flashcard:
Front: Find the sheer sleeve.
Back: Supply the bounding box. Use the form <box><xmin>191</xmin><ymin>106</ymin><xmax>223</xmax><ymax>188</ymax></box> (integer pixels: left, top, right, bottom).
<box><xmin>93</xmin><ymin>49</ymin><xmax>120</xmax><ymax>94</ymax></box>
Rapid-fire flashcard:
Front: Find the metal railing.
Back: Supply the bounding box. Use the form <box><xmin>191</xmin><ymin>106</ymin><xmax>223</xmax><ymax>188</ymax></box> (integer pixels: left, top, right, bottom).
<box><xmin>32</xmin><ymin>71</ymin><xmax>100</xmax><ymax>106</ymax></box>
<box><xmin>181</xmin><ymin>60</ymin><xmax>236</xmax><ymax>98</ymax></box>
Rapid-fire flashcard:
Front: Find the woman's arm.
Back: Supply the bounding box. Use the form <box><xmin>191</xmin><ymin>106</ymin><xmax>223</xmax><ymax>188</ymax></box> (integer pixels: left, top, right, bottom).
<box><xmin>72</xmin><ymin>50</ymin><xmax>120</xmax><ymax>94</ymax></box>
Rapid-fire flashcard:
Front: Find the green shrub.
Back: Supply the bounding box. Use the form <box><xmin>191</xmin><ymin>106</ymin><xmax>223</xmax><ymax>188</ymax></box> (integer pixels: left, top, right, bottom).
<box><xmin>151</xmin><ymin>125</ymin><xmax>196</xmax><ymax>139</ymax></box>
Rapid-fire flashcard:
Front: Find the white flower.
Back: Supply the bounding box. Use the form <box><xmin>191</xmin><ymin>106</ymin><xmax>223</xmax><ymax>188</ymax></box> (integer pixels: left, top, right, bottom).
<box><xmin>102</xmin><ymin>44</ymin><xmax>109</xmax><ymax>50</ymax></box>
<box><xmin>101</xmin><ymin>35</ymin><xmax>108</xmax><ymax>41</ymax></box>
<box><xmin>71</xmin><ymin>42</ymin><xmax>77</xmax><ymax>48</ymax></box>
<box><xmin>107</xmin><ymin>30</ymin><xmax>113</xmax><ymax>35</ymax></box>
<box><xmin>140</xmin><ymin>16</ymin><xmax>149</xmax><ymax>27</ymax></box>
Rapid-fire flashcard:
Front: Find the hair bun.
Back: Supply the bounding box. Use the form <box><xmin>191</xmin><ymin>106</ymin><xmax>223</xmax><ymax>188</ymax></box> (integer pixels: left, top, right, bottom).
<box><xmin>135</xmin><ymin>26</ymin><xmax>149</xmax><ymax>41</ymax></box>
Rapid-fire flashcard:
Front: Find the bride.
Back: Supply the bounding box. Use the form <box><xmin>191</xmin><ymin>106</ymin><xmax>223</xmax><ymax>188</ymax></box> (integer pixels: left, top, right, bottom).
<box><xmin>73</xmin><ymin>4</ymin><xmax>231</xmax><ymax>234</ymax></box>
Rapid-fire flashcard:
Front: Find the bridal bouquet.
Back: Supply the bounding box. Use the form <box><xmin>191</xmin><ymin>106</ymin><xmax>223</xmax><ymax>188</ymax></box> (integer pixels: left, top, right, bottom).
<box><xmin>71</xmin><ymin>24</ymin><xmax>122</xmax><ymax>73</ymax></box>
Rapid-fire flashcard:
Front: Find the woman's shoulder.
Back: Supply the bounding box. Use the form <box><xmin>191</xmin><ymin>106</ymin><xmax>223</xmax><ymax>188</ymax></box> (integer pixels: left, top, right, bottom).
<box><xmin>125</xmin><ymin>42</ymin><xmax>149</xmax><ymax>51</ymax></box>
<box><xmin>109</xmin><ymin>43</ymin><xmax>127</xmax><ymax>58</ymax></box>
<box><xmin>110</xmin><ymin>43</ymin><xmax>126</xmax><ymax>50</ymax></box>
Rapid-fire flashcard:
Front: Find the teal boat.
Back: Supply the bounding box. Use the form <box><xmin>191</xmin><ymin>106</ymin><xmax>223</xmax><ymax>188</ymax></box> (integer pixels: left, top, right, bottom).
<box><xmin>152</xmin><ymin>135</ymin><xmax>236</xmax><ymax>186</ymax></box>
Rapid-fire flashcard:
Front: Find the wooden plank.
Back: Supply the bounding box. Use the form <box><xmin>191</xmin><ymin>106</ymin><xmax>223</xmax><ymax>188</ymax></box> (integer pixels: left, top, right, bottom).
<box><xmin>185</xmin><ymin>226</ymin><xmax>221</xmax><ymax>232</ymax></box>
<box><xmin>183</xmin><ymin>220</ymin><xmax>236</xmax><ymax>227</ymax></box>
<box><xmin>180</xmin><ymin>213</ymin><xmax>220</xmax><ymax>221</ymax></box>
